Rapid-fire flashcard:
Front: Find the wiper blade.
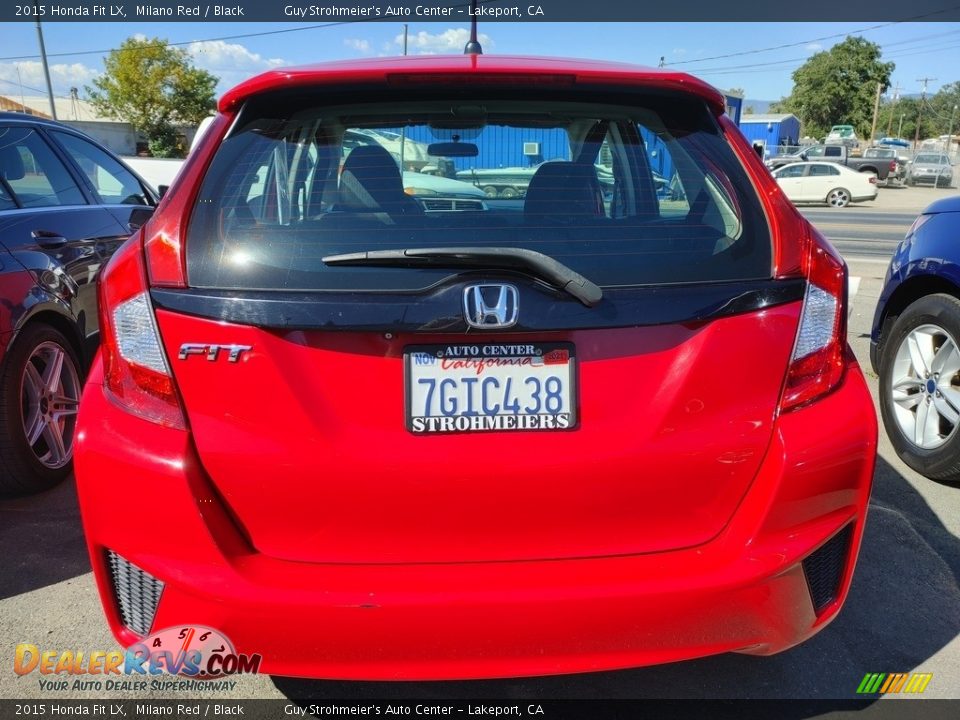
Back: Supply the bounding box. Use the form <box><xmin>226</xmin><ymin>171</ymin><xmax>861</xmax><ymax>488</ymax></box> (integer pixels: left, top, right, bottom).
<box><xmin>322</xmin><ymin>247</ymin><xmax>603</xmax><ymax>307</ymax></box>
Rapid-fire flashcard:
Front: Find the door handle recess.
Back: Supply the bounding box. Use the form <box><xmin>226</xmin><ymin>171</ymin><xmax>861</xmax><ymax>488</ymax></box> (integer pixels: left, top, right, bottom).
<box><xmin>31</xmin><ymin>230</ymin><xmax>68</xmax><ymax>248</ymax></box>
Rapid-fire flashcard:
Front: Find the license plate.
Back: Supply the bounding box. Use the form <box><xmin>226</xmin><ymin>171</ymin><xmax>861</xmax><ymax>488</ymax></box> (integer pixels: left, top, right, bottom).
<box><xmin>405</xmin><ymin>342</ymin><xmax>577</xmax><ymax>434</ymax></box>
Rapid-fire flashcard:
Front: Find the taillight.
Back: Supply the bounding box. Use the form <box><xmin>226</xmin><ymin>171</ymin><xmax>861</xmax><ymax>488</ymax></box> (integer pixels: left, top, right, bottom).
<box><xmin>869</xmin><ymin>176</ymin><xmax>878</xmax><ymax>184</ymax></box>
<box><xmin>890</xmin><ymin>160</ymin><xmax>897</xmax><ymax>172</ymax></box>
<box><xmin>98</xmin><ymin>234</ymin><xmax>186</xmax><ymax>429</ymax></box>
<box><xmin>717</xmin><ymin>115</ymin><xmax>849</xmax><ymax>411</ymax></box>
<box><xmin>779</xmin><ymin>230</ymin><xmax>848</xmax><ymax>412</ymax></box>
<box><xmin>141</xmin><ymin>113</ymin><xmax>231</xmax><ymax>287</ymax></box>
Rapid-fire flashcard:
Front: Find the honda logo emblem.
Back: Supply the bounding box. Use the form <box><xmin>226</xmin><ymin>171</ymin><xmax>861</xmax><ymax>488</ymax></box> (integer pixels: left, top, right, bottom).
<box><xmin>463</xmin><ymin>284</ymin><xmax>519</xmax><ymax>329</ymax></box>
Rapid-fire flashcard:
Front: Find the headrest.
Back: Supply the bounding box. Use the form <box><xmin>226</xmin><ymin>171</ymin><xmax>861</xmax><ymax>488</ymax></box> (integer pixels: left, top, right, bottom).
<box><xmin>340</xmin><ymin>144</ymin><xmax>404</xmax><ymax>209</ymax></box>
<box><xmin>524</xmin><ymin>162</ymin><xmax>603</xmax><ymax>224</ymax></box>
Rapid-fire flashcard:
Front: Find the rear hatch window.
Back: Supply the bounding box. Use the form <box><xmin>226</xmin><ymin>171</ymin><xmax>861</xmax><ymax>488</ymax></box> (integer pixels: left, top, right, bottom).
<box><xmin>186</xmin><ymin>88</ymin><xmax>771</xmax><ymax>291</ymax></box>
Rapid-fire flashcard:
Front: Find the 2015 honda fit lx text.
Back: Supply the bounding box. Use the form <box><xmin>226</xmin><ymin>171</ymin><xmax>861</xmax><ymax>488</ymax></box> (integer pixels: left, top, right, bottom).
<box><xmin>75</xmin><ymin>55</ymin><xmax>877</xmax><ymax>680</ymax></box>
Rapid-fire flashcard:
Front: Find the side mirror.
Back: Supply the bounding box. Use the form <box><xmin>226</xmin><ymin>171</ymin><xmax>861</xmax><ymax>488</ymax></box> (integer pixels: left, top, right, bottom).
<box><xmin>127</xmin><ymin>206</ymin><xmax>155</xmax><ymax>233</ymax></box>
<box><xmin>158</xmin><ymin>184</ymin><xmax>170</xmax><ymax>199</ymax></box>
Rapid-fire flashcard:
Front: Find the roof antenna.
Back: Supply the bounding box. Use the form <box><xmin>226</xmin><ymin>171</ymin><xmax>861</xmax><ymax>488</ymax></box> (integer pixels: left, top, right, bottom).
<box><xmin>464</xmin><ymin>0</ymin><xmax>483</xmax><ymax>54</ymax></box>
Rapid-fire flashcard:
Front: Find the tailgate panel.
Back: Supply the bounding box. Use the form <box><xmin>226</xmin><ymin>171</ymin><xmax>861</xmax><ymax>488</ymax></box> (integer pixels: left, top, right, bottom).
<box><xmin>157</xmin><ymin>302</ymin><xmax>801</xmax><ymax>564</ymax></box>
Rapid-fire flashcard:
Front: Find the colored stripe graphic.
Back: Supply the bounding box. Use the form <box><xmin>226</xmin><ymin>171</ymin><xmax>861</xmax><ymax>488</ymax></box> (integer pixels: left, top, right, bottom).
<box><xmin>856</xmin><ymin>673</ymin><xmax>885</xmax><ymax>694</ymax></box>
<box><xmin>904</xmin><ymin>673</ymin><xmax>933</xmax><ymax>694</ymax></box>
<box><xmin>857</xmin><ymin>672</ymin><xmax>932</xmax><ymax>694</ymax></box>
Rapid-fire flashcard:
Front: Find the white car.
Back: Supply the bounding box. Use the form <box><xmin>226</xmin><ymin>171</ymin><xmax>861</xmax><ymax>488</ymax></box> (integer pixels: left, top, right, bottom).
<box><xmin>772</xmin><ymin>161</ymin><xmax>878</xmax><ymax>208</ymax></box>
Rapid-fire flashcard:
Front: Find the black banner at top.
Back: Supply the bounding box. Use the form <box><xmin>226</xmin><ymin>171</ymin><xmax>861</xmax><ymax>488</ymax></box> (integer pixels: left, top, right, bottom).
<box><xmin>2</xmin><ymin>0</ymin><xmax>960</xmax><ymax>22</ymax></box>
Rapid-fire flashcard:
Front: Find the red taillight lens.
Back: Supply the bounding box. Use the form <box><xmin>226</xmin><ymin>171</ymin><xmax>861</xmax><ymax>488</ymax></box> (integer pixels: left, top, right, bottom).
<box><xmin>717</xmin><ymin>116</ymin><xmax>849</xmax><ymax>411</ymax></box>
<box><xmin>98</xmin><ymin>235</ymin><xmax>186</xmax><ymax>429</ymax></box>
<box><xmin>779</xmin><ymin>230</ymin><xmax>848</xmax><ymax>412</ymax></box>
<box><xmin>141</xmin><ymin>113</ymin><xmax>231</xmax><ymax>288</ymax></box>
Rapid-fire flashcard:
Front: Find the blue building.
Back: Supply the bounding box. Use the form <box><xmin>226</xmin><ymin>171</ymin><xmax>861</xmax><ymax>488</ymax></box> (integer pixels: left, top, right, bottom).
<box><xmin>398</xmin><ymin>92</ymin><xmax>747</xmax><ymax>179</ymax></box>
<box><xmin>723</xmin><ymin>91</ymin><xmax>744</xmax><ymax>125</ymax></box>
<box><xmin>737</xmin><ymin>114</ymin><xmax>802</xmax><ymax>153</ymax></box>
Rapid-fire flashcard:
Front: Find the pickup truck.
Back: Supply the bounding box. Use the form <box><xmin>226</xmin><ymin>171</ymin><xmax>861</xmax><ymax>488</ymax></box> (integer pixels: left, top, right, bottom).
<box><xmin>765</xmin><ymin>144</ymin><xmax>893</xmax><ymax>181</ymax></box>
<box><xmin>862</xmin><ymin>146</ymin><xmax>907</xmax><ymax>185</ymax></box>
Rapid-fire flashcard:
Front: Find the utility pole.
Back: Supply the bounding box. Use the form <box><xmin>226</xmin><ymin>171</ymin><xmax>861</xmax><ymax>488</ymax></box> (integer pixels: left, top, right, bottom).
<box><xmin>15</xmin><ymin>64</ymin><xmax>25</xmax><ymax>110</ymax></box>
<box><xmin>885</xmin><ymin>81</ymin><xmax>901</xmax><ymax>137</ymax></box>
<box><xmin>948</xmin><ymin>104</ymin><xmax>958</xmax><ymax>159</ymax></box>
<box><xmin>914</xmin><ymin>77</ymin><xmax>937</xmax><ymax>150</ymax></box>
<box><xmin>34</xmin><ymin>3</ymin><xmax>56</xmax><ymax>120</ymax></box>
<box><xmin>869</xmin><ymin>82</ymin><xmax>882</xmax><ymax>145</ymax></box>
<box><xmin>399</xmin><ymin>24</ymin><xmax>408</xmax><ymax>174</ymax></box>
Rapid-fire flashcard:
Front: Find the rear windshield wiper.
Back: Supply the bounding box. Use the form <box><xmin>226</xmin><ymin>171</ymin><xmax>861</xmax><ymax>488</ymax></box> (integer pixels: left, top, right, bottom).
<box><xmin>322</xmin><ymin>247</ymin><xmax>603</xmax><ymax>307</ymax></box>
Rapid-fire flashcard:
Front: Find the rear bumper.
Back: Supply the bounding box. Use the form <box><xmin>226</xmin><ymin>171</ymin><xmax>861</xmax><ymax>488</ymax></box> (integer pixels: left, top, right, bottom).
<box><xmin>75</xmin><ymin>355</ymin><xmax>877</xmax><ymax>680</ymax></box>
<box><xmin>910</xmin><ymin>174</ymin><xmax>951</xmax><ymax>185</ymax></box>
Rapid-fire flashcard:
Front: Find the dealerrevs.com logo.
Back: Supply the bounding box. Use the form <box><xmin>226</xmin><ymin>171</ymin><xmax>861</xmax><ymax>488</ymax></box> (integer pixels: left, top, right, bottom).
<box><xmin>14</xmin><ymin>626</ymin><xmax>261</xmax><ymax>692</ymax></box>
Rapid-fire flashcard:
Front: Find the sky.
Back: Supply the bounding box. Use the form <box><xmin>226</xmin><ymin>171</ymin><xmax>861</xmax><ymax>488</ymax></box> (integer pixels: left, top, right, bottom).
<box><xmin>0</xmin><ymin>20</ymin><xmax>957</xmax><ymax>106</ymax></box>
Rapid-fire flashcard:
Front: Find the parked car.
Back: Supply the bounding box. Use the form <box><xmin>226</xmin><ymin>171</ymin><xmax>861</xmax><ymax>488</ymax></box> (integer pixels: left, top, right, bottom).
<box><xmin>772</xmin><ymin>161</ymin><xmax>878</xmax><ymax>207</ymax></box>
<box><xmin>872</xmin><ymin>196</ymin><xmax>960</xmax><ymax>481</ymax></box>
<box><xmin>0</xmin><ymin>113</ymin><xmax>156</xmax><ymax>494</ymax></box>
<box><xmin>863</xmin><ymin>146</ymin><xmax>906</xmax><ymax>185</ymax></box>
<box><xmin>766</xmin><ymin>144</ymin><xmax>893</xmax><ymax>181</ymax></box>
<box><xmin>906</xmin><ymin>153</ymin><xmax>954</xmax><ymax>188</ymax></box>
<box><xmin>74</xmin><ymin>55</ymin><xmax>876</xmax><ymax>679</ymax></box>
<box><xmin>878</xmin><ymin>137</ymin><xmax>911</xmax><ymax>149</ymax></box>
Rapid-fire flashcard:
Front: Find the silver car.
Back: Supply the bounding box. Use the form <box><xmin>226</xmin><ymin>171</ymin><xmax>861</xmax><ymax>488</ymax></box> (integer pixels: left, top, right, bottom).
<box><xmin>907</xmin><ymin>153</ymin><xmax>954</xmax><ymax>188</ymax></box>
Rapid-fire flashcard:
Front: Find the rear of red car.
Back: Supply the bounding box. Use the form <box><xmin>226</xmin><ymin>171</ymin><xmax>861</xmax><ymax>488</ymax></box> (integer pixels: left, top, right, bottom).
<box><xmin>75</xmin><ymin>56</ymin><xmax>876</xmax><ymax>679</ymax></box>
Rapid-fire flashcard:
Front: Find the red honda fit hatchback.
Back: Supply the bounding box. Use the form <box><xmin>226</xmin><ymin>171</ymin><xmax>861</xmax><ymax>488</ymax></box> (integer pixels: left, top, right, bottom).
<box><xmin>75</xmin><ymin>55</ymin><xmax>877</xmax><ymax>680</ymax></box>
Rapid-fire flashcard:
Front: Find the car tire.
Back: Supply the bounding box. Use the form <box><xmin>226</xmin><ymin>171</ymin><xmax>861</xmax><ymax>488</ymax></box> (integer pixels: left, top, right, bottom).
<box><xmin>879</xmin><ymin>294</ymin><xmax>960</xmax><ymax>484</ymax></box>
<box><xmin>826</xmin><ymin>187</ymin><xmax>851</xmax><ymax>207</ymax></box>
<box><xmin>500</xmin><ymin>187</ymin><xmax>518</xmax><ymax>199</ymax></box>
<box><xmin>482</xmin><ymin>185</ymin><xmax>498</xmax><ymax>198</ymax></box>
<box><xmin>0</xmin><ymin>324</ymin><xmax>82</xmax><ymax>495</ymax></box>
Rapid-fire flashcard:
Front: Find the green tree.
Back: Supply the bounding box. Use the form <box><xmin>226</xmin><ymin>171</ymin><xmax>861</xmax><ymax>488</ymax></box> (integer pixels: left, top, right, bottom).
<box><xmin>928</xmin><ymin>82</ymin><xmax>960</xmax><ymax>136</ymax></box>
<box><xmin>86</xmin><ymin>37</ymin><xmax>217</xmax><ymax>158</ymax></box>
<box><xmin>773</xmin><ymin>37</ymin><xmax>894</xmax><ymax>140</ymax></box>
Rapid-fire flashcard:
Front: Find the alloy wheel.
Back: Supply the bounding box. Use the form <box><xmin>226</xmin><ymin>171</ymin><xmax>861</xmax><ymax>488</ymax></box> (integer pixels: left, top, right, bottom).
<box><xmin>827</xmin><ymin>188</ymin><xmax>850</xmax><ymax>208</ymax></box>
<box><xmin>19</xmin><ymin>341</ymin><xmax>80</xmax><ymax>469</ymax></box>
<box><xmin>890</xmin><ymin>324</ymin><xmax>960</xmax><ymax>450</ymax></box>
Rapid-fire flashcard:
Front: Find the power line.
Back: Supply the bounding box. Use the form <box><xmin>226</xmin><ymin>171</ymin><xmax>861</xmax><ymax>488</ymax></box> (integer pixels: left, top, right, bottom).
<box><xmin>0</xmin><ymin>0</ymin><xmax>505</xmax><ymax>62</ymax></box>
<box><xmin>689</xmin><ymin>39</ymin><xmax>960</xmax><ymax>77</ymax></box>
<box><xmin>665</xmin><ymin>6</ymin><xmax>960</xmax><ymax>67</ymax></box>
<box><xmin>921</xmin><ymin>95</ymin><xmax>959</xmax><ymax>122</ymax></box>
<box><xmin>0</xmin><ymin>23</ymin><xmax>358</xmax><ymax>62</ymax></box>
<box><xmin>668</xmin><ymin>22</ymin><xmax>899</xmax><ymax>66</ymax></box>
<box><xmin>0</xmin><ymin>75</ymin><xmax>74</xmax><ymax>100</ymax></box>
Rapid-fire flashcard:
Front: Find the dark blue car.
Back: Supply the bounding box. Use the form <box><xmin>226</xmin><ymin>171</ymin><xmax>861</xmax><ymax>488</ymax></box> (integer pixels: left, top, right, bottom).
<box><xmin>872</xmin><ymin>195</ymin><xmax>960</xmax><ymax>481</ymax></box>
<box><xmin>0</xmin><ymin>113</ymin><xmax>157</xmax><ymax>494</ymax></box>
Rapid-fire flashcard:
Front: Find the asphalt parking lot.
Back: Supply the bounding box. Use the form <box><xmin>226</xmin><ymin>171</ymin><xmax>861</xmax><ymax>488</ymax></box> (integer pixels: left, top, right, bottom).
<box><xmin>1</xmin><ymin>183</ymin><xmax>958</xmax><ymax>702</ymax></box>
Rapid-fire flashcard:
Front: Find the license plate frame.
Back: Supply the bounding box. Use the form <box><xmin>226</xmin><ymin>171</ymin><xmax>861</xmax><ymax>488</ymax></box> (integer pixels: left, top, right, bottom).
<box><xmin>404</xmin><ymin>342</ymin><xmax>578</xmax><ymax>434</ymax></box>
